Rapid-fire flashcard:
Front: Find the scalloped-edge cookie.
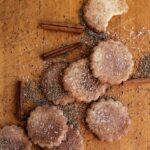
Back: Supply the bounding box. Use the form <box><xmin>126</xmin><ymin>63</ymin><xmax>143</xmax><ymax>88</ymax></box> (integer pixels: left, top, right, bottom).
<box><xmin>63</xmin><ymin>58</ymin><xmax>110</xmax><ymax>102</ymax></box>
<box><xmin>83</xmin><ymin>0</ymin><xmax>128</xmax><ymax>32</ymax></box>
<box><xmin>41</xmin><ymin>62</ymin><xmax>75</xmax><ymax>105</ymax></box>
<box><xmin>45</xmin><ymin>125</ymin><xmax>84</xmax><ymax>150</ymax></box>
<box><xmin>86</xmin><ymin>98</ymin><xmax>131</xmax><ymax>142</ymax></box>
<box><xmin>0</xmin><ymin>125</ymin><xmax>32</xmax><ymax>150</ymax></box>
<box><xmin>90</xmin><ymin>40</ymin><xmax>134</xmax><ymax>85</ymax></box>
<box><xmin>27</xmin><ymin>105</ymin><xmax>68</xmax><ymax>149</ymax></box>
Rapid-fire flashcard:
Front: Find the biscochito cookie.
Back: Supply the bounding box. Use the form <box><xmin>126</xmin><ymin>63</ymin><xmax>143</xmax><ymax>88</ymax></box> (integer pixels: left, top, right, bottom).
<box><xmin>27</xmin><ymin>105</ymin><xmax>68</xmax><ymax>149</ymax></box>
<box><xmin>83</xmin><ymin>0</ymin><xmax>128</xmax><ymax>32</ymax></box>
<box><xmin>0</xmin><ymin>125</ymin><xmax>32</xmax><ymax>150</ymax></box>
<box><xmin>41</xmin><ymin>62</ymin><xmax>75</xmax><ymax>105</ymax></box>
<box><xmin>86</xmin><ymin>98</ymin><xmax>131</xmax><ymax>142</ymax></box>
<box><xmin>90</xmin><ymin>40</ymin><xmax>134</xmax><ymax>85</ymax></box>
<box><xmin>45</xmin><ymin>125</ymin><xmax>84</xmax><ymax>150</ymax></box>
<box><xmin>63</xmin><ymin>58</ymin><xmax>110</xmax><ymax>103</ymax></box>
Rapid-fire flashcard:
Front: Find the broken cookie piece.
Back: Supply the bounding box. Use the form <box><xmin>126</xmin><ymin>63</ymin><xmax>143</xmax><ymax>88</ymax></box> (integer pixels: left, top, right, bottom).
<box><xmin>83</xmin><ymin>0</ymin><xmax>128</xmax><ymax>32</ymax></box>
<box><xmin>63</xmin><ymin>58</ymin><xmax>109</xmax><ymax>102</ymax></box>
<box><xmin>27</xmin><ymin>105</ymin><xmax>68</xmax><ymax>149</ymax></box>
<box><xmin>0</xmin><ymin>125</ymin><xmax>32</xmax><ymax>150</ymax></box>
<box><xmin>90</xmin><ymin>40</ymin><xmax>134</xmax><ymax>85</ymax></box>
<box><xmin>86</xmin><ymin>98</ymin><xmax>131</xmax><ymax>142</ymax></box>
<box><xmin>45</xmin><ymin>126</ymin><xmax>84</xmax><ymax>150</ymax></box>
<box><xmin>41</xmin><ymin>62</ymin><xmax>75</xmax><ymax>105</ymax></box>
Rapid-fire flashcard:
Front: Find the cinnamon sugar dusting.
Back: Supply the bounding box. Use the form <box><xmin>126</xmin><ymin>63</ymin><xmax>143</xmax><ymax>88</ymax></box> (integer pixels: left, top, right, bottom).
<box><xmin>139</xmin><ymin>54</ymin><xmax>150</xmax><ymax>78</ymax></box>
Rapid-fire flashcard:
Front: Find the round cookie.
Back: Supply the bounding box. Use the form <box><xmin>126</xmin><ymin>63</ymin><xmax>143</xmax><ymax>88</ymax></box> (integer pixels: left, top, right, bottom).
<box><xmin>86</xmin><ymin>98</ymin><xmax>131</xmax><ymax>141</ymax></box>
<box><xmin>0</xmin><ymin>125</ymin><xmax>32</xmax><ymax>150</ymax></box>
<box><xmin>90</xmin><ymin>40</ymin><xmax>134</xmax><ymax>85</ymax></box>
<box><xmin>27</xmin><ymin>105</ymin><xmax>68</xmax><ymax>149</ymax></box>
<box><xmin>41</xmin><ymin>62</ymin><xmax>75</xmax><ymax>105</ymax></box>
<box><xmin>63</xmin><ymin>58</ymin><xmax>109</xmax><ymax>102</ymax></box>
<box><xmin>83</xmin><ymin>0</ymin><xmax>128</xmax><ymax>32</ymax></box>
<box><xmin>45</xmin><ymin>126</ymin><xmax>84</xmax><ymax>150</ymax></box>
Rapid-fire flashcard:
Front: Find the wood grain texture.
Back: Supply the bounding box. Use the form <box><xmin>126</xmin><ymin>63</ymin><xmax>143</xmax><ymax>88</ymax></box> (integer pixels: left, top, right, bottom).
<box><xmin>0</xmin><ymin>0</ymin><xmax>150</xmax><ymax>150</ymax></box>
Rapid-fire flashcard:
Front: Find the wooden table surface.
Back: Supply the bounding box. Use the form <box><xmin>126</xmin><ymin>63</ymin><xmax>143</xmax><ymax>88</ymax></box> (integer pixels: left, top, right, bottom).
<box><xmin>0</xmin><ymin>0</ymin><xmax>150</xmax><ymax>150</ymax></box>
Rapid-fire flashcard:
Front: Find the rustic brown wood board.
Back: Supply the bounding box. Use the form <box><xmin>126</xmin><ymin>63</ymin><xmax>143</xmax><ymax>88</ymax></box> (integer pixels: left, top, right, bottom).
<box><xmin>0</xmin><ymin>0</ymin><xmax>150</xmax><ymax>150</ymax></box>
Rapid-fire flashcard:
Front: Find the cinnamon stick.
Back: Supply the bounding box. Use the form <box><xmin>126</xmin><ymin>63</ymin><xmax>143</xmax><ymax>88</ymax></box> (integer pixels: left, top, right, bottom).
<box><xmin>17</xmin><ymin>81</ymin><xmax>24</xmax><ymax>121</ymax></box>
<box><xmin>123</xmin><ymin>78</ymin><xmax>150</xmax><ymax>85</ymax></box>
<box><xmin>40</xmin><ymin>21</ymin><xmax>85</xmax><ymax>34</ymax></box>
<box><xmin>41</xmin><ymin>42</ymin><xmax>82</xmax><ymax>60</ymax></box>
